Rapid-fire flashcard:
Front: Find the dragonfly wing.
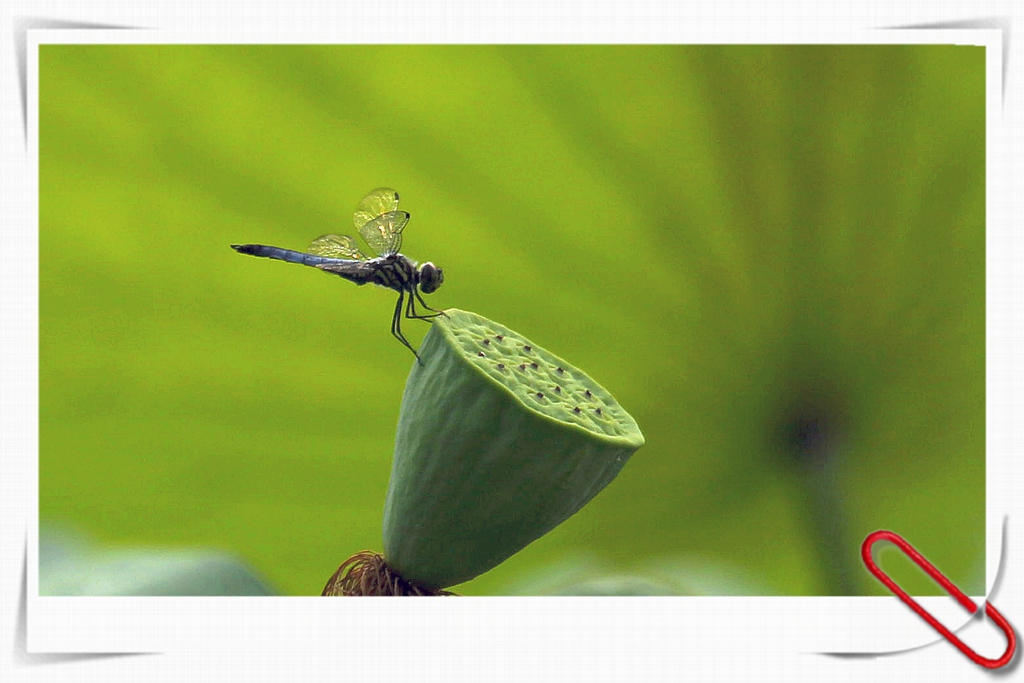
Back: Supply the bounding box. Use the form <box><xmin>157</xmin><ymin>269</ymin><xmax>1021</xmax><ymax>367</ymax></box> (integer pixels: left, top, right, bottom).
<box><xmin>353</xmin><ymin>187</ymin><xmax>401</xmax><ymax>232</ymax></box>
<box><xmin>358</xmin><ymin>210</ymin><xmax>409</xmax><ymax>256</ymax></box>
<box><xmin>308</xmin><ymin>234</ymin><xmax>369</xmax><ymax>260</ymax></box>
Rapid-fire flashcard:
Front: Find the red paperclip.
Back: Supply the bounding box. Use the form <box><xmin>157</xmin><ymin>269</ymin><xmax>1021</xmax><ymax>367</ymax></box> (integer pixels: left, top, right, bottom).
<box><xmin>862</xmin><ymin>530</ymin><xmax>1017</xmax><ymax>669</ymax></box>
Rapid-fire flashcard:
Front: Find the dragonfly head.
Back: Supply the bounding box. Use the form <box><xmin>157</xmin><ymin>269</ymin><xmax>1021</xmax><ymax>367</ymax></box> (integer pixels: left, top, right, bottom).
<box><xmin>418</xmin><ymin>262</ymin><xmax>444</xmax><ymax>294</ymax></box>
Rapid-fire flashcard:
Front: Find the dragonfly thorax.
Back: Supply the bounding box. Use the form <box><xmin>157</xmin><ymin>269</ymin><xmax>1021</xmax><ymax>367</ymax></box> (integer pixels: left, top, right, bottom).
<box><xmin>345</xmin><ymin>253</ymin><xmax>443</xmax><ymax>298</ymax></box>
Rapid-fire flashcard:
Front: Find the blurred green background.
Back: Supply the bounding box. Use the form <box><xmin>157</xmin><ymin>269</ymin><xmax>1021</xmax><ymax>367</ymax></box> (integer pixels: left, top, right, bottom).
<box><xmin>40</xmin><ymin>44</ymin><xmax>985</xmax><ymax>596</ymax></box>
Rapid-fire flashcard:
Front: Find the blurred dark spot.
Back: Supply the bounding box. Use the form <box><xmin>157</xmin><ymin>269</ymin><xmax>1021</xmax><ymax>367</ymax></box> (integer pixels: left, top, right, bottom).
<box><xmin>792</xmin><ymin>416</ymin><xmax>827</xmax><ymax>453</ymax></box>
<box><xmin>524</xmin><ymin>345</ymin><xmax>532</xmax><ymax>352</ymax></box>
<box><xmin>777</xmin><ymin>385</ymin><xmax>847</xmax><ymax>466</ymax></box>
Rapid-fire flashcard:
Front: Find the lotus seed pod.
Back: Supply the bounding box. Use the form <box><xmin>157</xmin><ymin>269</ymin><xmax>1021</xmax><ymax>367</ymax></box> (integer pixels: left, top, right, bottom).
<box><xmin>382</xmin><ymin>309</ymin><xmax>644</xmax><ymax>590</ymax></box>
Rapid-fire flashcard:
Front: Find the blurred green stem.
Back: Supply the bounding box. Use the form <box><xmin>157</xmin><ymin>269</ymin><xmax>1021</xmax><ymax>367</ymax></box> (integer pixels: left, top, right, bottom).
<box><xmin>801</xmin><ymin>456</ymin><xmax>858</xmax><ymax>595</ymax></box>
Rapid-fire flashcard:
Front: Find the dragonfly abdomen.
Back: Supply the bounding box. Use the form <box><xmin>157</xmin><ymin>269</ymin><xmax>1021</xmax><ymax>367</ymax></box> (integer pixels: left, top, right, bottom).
<box><xmin>231</xmin><ymin>244</ymin><xmax>348</xmax><ymax>268</ymax></box>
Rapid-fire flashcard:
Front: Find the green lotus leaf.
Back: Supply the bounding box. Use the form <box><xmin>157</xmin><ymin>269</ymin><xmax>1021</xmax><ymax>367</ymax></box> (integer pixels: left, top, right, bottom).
<box><xmin>39</xmin><ymin>45</ymin><xmax>983</xmax><ymax>595</ymax></box>
<box><xmin>39</xmin><ymin>526</ymin><xmax>276</xmax><ymax>596</ymax></box>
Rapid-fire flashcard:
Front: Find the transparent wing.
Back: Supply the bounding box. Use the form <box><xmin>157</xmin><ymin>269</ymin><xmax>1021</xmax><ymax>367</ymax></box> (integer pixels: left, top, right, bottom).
<box><xmin>358</xmin><ymin>210</ymin><xmax>410</xmax><ymax>256</ymax></box>
<box><xmin>353</xmin><ymin>187</ymin><xmax>401</xmax><ymax>232</ymax></box>
<box><xmin>307</xmin><ymin>234</ymin><xmax>368</xmax><ymax>260</ymax></box>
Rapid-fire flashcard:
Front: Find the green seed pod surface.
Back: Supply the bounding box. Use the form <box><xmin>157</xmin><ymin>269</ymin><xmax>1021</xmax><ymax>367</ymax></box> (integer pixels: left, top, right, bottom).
<box><xmin>383</xmin><ymin>308</ymin><xmax>644</xmax><ymax>590</ymax></box>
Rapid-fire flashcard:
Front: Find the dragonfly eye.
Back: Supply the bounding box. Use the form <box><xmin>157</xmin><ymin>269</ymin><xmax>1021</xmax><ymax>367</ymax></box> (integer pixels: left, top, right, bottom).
<box><xmin>419</xmin><ymin>262</ymin><xmax>444</xmax><ymax>294</ymax></box>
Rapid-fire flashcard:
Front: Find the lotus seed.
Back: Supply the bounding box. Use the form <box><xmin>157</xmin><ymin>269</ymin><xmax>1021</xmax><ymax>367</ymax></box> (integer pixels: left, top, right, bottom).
<box><xmin>497</xmin><ymin>363</ymin><xmax>505</xmax><ymax>370</ymax></box>
<box><xmin>477</xmin><ymin>351</ymin><xmax>485</xmax><ymax>357</ymax></box>
<box><xmin>496</xmin><ymin>335</ymin><xmax>504</xmax><ymax>341</ymax></box>
<box><xmin>595</xmin><ymin>408</ymin><xmax>602</xmax><ymax>415</ymax></box>
<box><xmin>573</xmin><ymin>407</ymin><xmax>581</xmax><ymax>413</ymax></box>
<box><xmin>531</xmin><ymin>362</ymin><xmax>538</xmax><ymax>369</ymax></box>
<box><xmin>555</xmin><ymin>386</ymin><xmax>561</xmax><ymax>393</ymax></box>
<box><xmin>524</xmin><ymin>345</ymin><xmax>532</xmax><ymax>352</ymax></box>
<box><xmin>536</xmin><ymin>392</ymin><xmax>544</xmax><ymax>399</ymax></box>
<box><xmin>585</xmin><ymin>390</ymin><xmax>592</xmax><ymax>398</ymax></box>
<box><xmin>483</xmin><ymin>339</ymin><xmax>490</xmax><ymax>345</ymax></box>
<box><xmin>556</xmin><ymin>367</ymin><xmax>564</xmax><ymax>374</ymax></box>
<box><xmin>519</xmin><ymin>364</ymin><xmax>526</xmax><ymax>371</ymax></box>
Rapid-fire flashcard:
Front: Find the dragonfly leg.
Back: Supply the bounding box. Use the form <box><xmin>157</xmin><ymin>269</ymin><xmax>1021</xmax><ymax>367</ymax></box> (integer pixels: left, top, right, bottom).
<box><xmin>408</xmin><ymin>287</ymin><xmax>445</xmax><ymax>322</ymax></box>
<box><xmin>405</xmin><ymin>288</ymin><xmax>441</xmax><ymax>324</ymax></box>
<box><xmin>405</xmin><ymin>287</ymin><xmax>416</xmax><ymax>319</ymax></box>
<box><xmin>391</xmin><ymin>290</ymin><xmax>421</xmax><ymax>364</ymax></box>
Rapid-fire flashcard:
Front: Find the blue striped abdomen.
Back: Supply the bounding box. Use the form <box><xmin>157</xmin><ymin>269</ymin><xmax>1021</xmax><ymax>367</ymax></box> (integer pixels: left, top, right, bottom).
<box><xmin>231</xmin><ymin>244</ymin><xmax>344</xmax><ymax>267</ymax></box>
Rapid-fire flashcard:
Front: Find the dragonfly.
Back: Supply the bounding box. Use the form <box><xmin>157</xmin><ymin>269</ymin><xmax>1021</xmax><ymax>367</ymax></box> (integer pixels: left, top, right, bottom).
<box><xmin>231</xmin><ymin>188</ymin><xmax>444</xmax><ymax>362</ymax></box>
